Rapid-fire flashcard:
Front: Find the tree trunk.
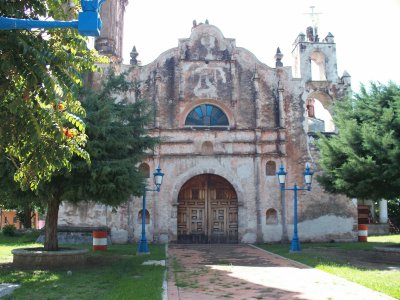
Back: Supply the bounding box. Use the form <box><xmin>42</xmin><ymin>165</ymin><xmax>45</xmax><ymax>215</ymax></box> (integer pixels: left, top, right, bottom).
<box><xmin>16</xmin><ymin>207</ymin><xmax>32</xmax><ymax>229</ymax></box>
<box><xmin>23</xmin><ymin>206</ymin><xmax>32</xmax><ymax>229</ymax></box>
<box><xmin>44</xmin><ymin>194</ymin><xmax>61</xmax><ymax>251</ymax></box>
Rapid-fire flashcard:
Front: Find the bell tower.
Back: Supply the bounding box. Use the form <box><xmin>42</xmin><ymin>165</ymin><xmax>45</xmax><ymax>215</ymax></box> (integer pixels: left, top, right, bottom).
<box><xmin>95</xmin><ymin>0</ymin><xmax>128</xmax><ymax>61</ymax></box>
<box><xmin>292</xmin><ymin>28</ymin><xmax>339</xmax><ymax>83</ymax></box>
<box><xmin>292</xmin><ymin>6</ymin><xmax>340</xmax><ymax>83</ymax></box>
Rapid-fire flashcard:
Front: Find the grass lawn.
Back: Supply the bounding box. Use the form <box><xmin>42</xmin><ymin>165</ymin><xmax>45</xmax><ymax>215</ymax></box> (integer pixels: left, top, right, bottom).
<box><xmin>258</xmin><ymin>234</ymin><xmax>400</xmax><ymax>299</ymax></box>
<box><xmin>0</xmin><ymin>232</ymin><xmax>166</xmax><ymax>300</ymax></box>
<box><xmin>0</xmin><ymin>231</ymin><xmax>43</xmax><ymax>264</ymax></box>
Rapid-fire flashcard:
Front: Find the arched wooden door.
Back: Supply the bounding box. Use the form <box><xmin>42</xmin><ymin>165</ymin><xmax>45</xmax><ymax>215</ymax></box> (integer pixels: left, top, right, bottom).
<box><xmin>177</xmin><ymin>174</ymin><xmax>238</xmax><ymax>243</ymax></box>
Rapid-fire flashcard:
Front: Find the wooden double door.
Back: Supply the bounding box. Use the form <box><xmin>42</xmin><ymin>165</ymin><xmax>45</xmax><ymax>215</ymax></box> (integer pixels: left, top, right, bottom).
<box><xmin>177</xmin><ymin>174</ymin><xmax>238</xmax><ymax>243</ymax></box>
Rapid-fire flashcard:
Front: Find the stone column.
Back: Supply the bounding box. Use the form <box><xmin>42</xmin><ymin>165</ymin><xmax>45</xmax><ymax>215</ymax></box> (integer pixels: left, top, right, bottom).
<box><xmin>379</xmin><ymin>199</ymin><xmax>388</xmax><ymax>223</ymax></box>
<box><xmin>95</xmin><ymin>0</ymin><xmax>128</xmax><ymax>60</ymax></box>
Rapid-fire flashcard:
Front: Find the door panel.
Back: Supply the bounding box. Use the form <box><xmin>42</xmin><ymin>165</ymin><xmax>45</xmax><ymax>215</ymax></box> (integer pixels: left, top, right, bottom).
<box><xmin>177</xmin><ymin>174</ymin><xmax>238</xmax><ymax>243</ymax></box>
<box><xmin>210</xmin><ymin>207</ymin><xmax>227</xmax><ymax>243</ymax></box>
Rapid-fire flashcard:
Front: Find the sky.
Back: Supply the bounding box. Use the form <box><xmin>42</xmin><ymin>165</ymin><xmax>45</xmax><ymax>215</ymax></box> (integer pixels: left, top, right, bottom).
<box><xmin>122</xmin><ymin>0</ymin><xmax>400</xmax><ymax>93</ymax></box>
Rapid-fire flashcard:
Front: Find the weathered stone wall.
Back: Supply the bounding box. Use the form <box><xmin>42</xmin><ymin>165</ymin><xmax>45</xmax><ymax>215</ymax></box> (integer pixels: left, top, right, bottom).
<box><xmin>58</xmin><ymin>202</ymin><xmax>135</xmax><ymax>244</ymax></box>
<box><xmin>59</xmin><ymin>23</ymin><xmax>357</xmax><ymax>244</ymax></box>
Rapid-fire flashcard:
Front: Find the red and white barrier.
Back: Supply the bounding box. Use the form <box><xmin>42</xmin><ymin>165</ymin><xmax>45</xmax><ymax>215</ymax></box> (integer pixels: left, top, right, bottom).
<box><xmin>93</xmin><ymin>230</ymin><xmax>107</xmax><ymax>251</ymax></box>
<box><xmin>358</xmin><ymin>224</ymin><xmax>368</xmax><ymax>242</ymax></box>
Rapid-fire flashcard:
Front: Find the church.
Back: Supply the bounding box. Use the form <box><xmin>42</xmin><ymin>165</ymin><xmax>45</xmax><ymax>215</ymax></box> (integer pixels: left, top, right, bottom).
<box><xmin>58</xmin><ymin>1</ymin><xmax>357</xmax><ymax>244</ymax></box>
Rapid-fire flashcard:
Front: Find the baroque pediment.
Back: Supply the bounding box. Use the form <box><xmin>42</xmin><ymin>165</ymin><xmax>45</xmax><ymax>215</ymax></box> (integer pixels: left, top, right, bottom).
<box><xmin>179</xmin><ymin>24</ymin><xmax>236</xmax><ymax>61</ymax></box>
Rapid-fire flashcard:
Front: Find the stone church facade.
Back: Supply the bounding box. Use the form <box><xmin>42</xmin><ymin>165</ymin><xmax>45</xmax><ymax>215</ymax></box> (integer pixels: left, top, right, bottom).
<box><xmin>58</xmin><ymin>3</ymin><xmax>356</xmax><ymax>244</ymax></box>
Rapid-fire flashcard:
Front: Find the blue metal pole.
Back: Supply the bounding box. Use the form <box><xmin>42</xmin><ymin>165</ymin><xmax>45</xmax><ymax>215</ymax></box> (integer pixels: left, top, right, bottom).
<box><xmin>138</xmin><ymin>187</ymin><xmax>149</xmax><ymax>254</ymax></box>
<box><xmin>0</xmin><ymin>17</ymin><xmax>78</xmax><ymax>30</ymax></box>
<box><xmin>0</xmin><ymin>0</ymin><xmax>107</xmax><ymax>36</ymax></box>
<box><xmin>290</xmin><ymin>184</ymin><xmax>301</xmax><ymax>252</ymax></box>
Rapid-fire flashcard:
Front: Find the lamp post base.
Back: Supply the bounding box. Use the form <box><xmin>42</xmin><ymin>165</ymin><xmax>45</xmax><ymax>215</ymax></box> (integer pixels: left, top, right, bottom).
<box><xmin>137</xmin><ymin>240</ymin><xmax>150</xmax><ymax>255</ymax></box>
<box><xmin>290</xmin><ymin>237</ymin><xmax>301</xmax><ymax>252</ymax></box>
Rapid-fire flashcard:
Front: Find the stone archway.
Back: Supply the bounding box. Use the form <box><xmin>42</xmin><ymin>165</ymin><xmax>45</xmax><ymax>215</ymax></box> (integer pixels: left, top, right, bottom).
<box><xmin>177</xmin><ymin>174</ymin><xmax>238</xmax><ymax>243</ymax></box>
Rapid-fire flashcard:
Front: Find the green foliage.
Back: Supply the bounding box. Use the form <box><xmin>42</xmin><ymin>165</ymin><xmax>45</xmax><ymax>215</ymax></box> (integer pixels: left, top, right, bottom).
<box><xmin>60</xmin><ymin>70</ymin><xmax>160</xmax><ymax>205</ymax></box>
<box><xmin>388</xmin><ymin>199</ymin><xmax>400</xmax><ymax>229</ymax></box>
<box><xmin>2</xmin><ymin>224</ymin><xmax>16</xmax><ymax>236</ymax></box>
<box><xmin>0</xmin><ymin>0</ymin><xmax>104</xmax><ymax>190</ymax></box>
<box><xmin>317</xmin><ymin>82</ymin><xmax>400</xmax><ymax>201</ymax></box>
<box><xmin>0</xmin><ymin>70</ymin><xmax>159</xmax><ymax>250</ymax></box>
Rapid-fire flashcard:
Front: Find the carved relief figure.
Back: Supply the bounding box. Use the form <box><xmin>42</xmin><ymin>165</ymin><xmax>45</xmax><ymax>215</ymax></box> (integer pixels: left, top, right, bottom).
<box><xmin>200</xmin><ymin>35</ymin><xmax>216</xmax><ymax>60</ymax></box>
<box><xmin>193</xmin><ymin>66</ymin><xmax>227</xmax><ymax>98</ymax></box>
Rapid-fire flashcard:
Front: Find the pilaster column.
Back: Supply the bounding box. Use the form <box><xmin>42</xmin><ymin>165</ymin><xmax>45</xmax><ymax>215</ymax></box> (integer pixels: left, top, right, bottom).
<box><xmin>154</xmin><ymin>73</ymin><xmax>161</xmax><ymax>128</ymax></box>
<box><xmin>253</xmin><ymin>70</ymin><xmax>261</xmax><ymax>128</ymax></box>
<box><xmin>278</xmin><ymin>88</ymin><xmax>285</xmax><ymax>128</ymax></box>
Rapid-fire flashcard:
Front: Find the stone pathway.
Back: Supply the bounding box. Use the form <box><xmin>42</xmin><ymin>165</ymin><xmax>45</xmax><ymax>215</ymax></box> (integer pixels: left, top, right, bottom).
<box><xmin>167</xmin><ymin>244</ymin><xmax>395</xmax><ymax>300</ymax></box>
<box><xmin>0</xmin><ymin>283</ymin><xmax>20</xmax><ymax>298</ymax></box>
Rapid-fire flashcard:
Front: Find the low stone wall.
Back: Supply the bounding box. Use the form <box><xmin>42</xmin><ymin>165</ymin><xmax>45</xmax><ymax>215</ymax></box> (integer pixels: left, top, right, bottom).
<box><xmin>367</xmin><ymin>224</ymin><xmax>390</xmax><ymax>236</ymax></box>
<box><xmin>12</xmin><ymin>248</ymin><xmax>89</xmax><ymax>268</ymax></box>
<box><xmin>36</xmin><ymin>226</ymin><xmax>111</xmax><ymax>245</ymax></box>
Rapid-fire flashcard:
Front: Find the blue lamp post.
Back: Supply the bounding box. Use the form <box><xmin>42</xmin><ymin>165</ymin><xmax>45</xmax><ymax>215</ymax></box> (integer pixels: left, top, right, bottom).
<box><xmin>277</xmin><ymin>163</ymin><xmax>313</xmax><ymax>252</ymax></box>
<box><xmin>137</xmin><ymin>166</ymin><xmax>164</xmax><ymax>255</ymax></box>
<box><xmin>0</xmin><ymin>0</ymin><xmax>106</xmax><ymax>37</ymax></box>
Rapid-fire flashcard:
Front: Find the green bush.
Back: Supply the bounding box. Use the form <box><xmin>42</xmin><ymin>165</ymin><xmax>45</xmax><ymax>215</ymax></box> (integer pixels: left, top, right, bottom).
<box><xmin>2</xmin><ymin>224</ymin><xmax>16</xmax><ymax>236</ymax></box>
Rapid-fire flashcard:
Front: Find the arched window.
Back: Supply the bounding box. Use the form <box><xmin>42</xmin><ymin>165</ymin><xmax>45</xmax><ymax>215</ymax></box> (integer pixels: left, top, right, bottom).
<box><xmin>313</xmin><ymin>99</ymin><xmax>335</xmax><ymax>132</ymax></box>
<box><xmin>310</xmin><ymin>51</ymin><xmax>327</xmax><ymax>81</ymax></box>
<box><xmin>185</xmin><ymin>104</ymin><xmax>229</xmax><ymax>128</ymax></box>
<box><xmin>307</xmin><ymin>97</ymin><xmax>335</xmax><ymax>133</ymax></box>
<box><xmin>138</xmin><ymin>209</ymin><xmax>150</xmax><ymax>224</ymax></box>
<box><xmin>266</xmin><ymin>161</ymin><xmax>276</xmax><ymax>176</ymax></box>
<box><xmin>266</xmin><ymin>208</ymin><xmax>278</xmax><ymax>224</ymax></box>
<box><xmin>139</xmin><ymin>163</ymin><xmax>150</xmax><ymax>178</ymax></box>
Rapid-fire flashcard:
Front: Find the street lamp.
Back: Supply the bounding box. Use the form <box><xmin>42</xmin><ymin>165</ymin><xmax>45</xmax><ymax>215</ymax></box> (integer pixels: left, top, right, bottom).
<box><xmin>137</xmin><ymin>166</ymin><xmax>164</xmax><ymax>255</ymax></box>
<box><xmin>0</xmin><ymin>0</ymin><xmax>106</xmax><ymax>37</ymax></box>
<box><xmin>276</xmin><ymin>163</ymin><xmax>313</xmax><ymax>252</ymax></box>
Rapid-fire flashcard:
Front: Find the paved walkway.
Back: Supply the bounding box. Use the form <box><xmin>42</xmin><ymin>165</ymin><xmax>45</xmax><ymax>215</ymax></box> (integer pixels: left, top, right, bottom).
<box><xmin>167</xmin><ymin>244</ymin><xmax>394</xmax><ymax>300</ymax></box>
<box><xmin>0</xmin><ymin>283</ymin><xmax>20</xmax><ymax>298</ymax></box>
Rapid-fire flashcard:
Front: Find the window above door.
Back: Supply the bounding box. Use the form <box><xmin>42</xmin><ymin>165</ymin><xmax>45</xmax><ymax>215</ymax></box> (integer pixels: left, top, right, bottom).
<box><xmin>185</xmin><ymin>104</ymin><xmax>229</xmax><ymax>129</ymax></box>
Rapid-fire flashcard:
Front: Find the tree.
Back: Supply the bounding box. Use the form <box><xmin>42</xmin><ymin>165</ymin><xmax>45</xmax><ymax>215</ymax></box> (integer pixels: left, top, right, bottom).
<box><xmin>1</xmin><ymin>71</ymin><xmax>159</xmax><ymax>250</ymax></box>
<box><xmin>317</xmin><ymin>82</ymin><xmax>400</xmax><ymax>202</ymax></box>
<box><xmin>317</xmin><ymin>82</ymin><xmax>400</xmax><ymax>228</ymax></box>
<box><xmin>0</xmin><ymin>0</ymin><xmax>102</xmax><ymax>190</ymax></box>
